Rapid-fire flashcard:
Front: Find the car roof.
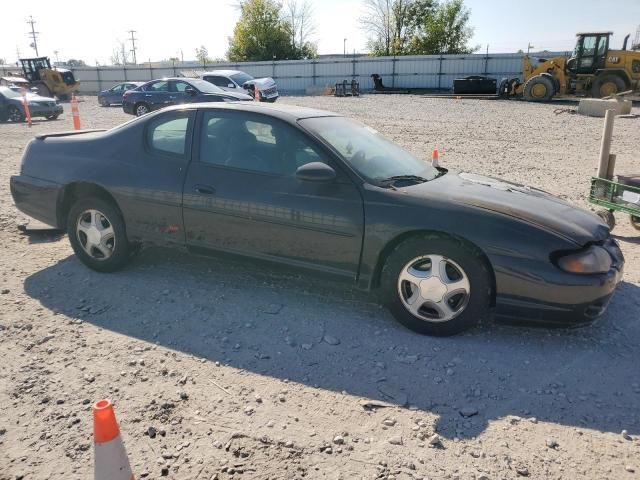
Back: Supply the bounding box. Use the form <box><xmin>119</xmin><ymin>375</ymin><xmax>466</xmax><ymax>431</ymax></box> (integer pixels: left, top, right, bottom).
<box><xmin>160</xmin><ymin>101</ymin><xmax>339</xmax><ymax>121</ymax></box>
<box><xmin>202</xmin><ymin>70</ymin><xmax>245</xmax><ymax>77</ymax></box>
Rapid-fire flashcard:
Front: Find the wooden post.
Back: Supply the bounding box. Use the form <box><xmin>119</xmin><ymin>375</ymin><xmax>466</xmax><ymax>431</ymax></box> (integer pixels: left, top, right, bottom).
<box><xmin>605</xmin><ymin>154</ymin><xmax>617</xmax><ymax>180</ymax></box>
<box><xmin>597</xmin><ymin>109</ymin><xmax>615</xmax><ymax>178</ymax></box>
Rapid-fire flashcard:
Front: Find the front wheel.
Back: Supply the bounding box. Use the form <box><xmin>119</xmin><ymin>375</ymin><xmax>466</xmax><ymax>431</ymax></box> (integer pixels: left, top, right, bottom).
<box><xmin>380</xmin><ymin>235</ymin><xmax>492</xmax><ymax>336</ymax></box>
<box><xmin>8</xmin><ymin>105</ymin><xmax>24</xmax><ymax>122</ymax></box>
<box><xmin>631</xmin><ymin>215</ymin><xmax>640</xmax><ymax>231</ymax></box>
<box><xmin>67</xmin><ymin>197</ymin><xmax>131</xmax><ymax>272</ymax></box>
<box><xmin>45</xmin><ymin>114</ymin><xmax>60</xmax><ymax>120</ymax></box>
<box><xmin>523</xmin><ymin>75</ymin><xmax>556</xmax><ymax>102</ymax></box>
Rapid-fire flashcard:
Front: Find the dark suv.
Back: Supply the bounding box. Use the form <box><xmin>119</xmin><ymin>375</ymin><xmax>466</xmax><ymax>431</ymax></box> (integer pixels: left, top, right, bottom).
<box><xmin>122</xmin><ymin>77</ymin><xmax>253</xmax><ymax>116</ymax></box>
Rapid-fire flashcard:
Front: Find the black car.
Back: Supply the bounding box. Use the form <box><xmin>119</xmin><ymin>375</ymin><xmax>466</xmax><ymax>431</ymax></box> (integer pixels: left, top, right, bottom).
<box><xmin>10</xmin><ymin>103</ymin><xmax>624</xmax><ymax>336</ymax></box>
<box><xmin>122</xmin><ymin>78</ymin><xmax>253</xmax><ymax>116</ymax></box>
<box><xmin>0</xmin><ymin>86</ymin><xmax>63</xmax><ymax>122</ymax></box>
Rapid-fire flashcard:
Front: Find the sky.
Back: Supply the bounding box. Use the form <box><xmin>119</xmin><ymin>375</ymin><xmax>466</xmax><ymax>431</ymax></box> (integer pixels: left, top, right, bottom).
<box><xmin>1</xmin><ymin>0</ymin><xmax>639</xmax><ymax>66</ymax></box>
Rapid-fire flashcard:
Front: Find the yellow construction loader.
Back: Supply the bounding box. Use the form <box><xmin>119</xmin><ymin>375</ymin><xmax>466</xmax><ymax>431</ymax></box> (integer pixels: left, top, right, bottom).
<box><xmin>16</xmin><ymin>57</ymin><xmax>80</xmax><ymax>99</ymax></box>
<box><xmin>501</xmin><ymin>32</ymin><xmax>640</xmax><ymax>101</ymax></box>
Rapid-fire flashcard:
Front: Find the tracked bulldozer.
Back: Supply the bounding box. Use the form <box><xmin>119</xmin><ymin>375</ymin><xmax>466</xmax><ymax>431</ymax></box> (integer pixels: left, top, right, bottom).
<box><xmin>15</xmin><ymin>57</ymin><xmax>80</xmax><ymax>99</ymax></box>
<box><xmin>501</xmin><ymin>32</ymin><xmax>640</xmax><ymax>102</ymax></box>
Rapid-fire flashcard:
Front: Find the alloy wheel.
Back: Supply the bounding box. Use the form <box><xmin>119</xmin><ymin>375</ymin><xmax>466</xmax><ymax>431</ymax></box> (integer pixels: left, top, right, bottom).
<box><xmin>397</xmin><ymin>254</ymin><xmax>471</xmax><ymax>322</ymax></box>
<box><xmin>76</xmin><ymin>209</ymin><xmax>116</xmax><ymax>260</ymax></box>
<box><xmin>136</xmin><ymin>104</ymin><xmax>149</xmax><ymax>116</ymax></box>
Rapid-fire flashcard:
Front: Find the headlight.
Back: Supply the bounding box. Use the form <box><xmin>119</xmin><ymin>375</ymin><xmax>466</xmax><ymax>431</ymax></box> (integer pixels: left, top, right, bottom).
<box><xmin>556</xmin><ymin>245</ymin><xmax>612</xmax><ymax>274</ymax></box>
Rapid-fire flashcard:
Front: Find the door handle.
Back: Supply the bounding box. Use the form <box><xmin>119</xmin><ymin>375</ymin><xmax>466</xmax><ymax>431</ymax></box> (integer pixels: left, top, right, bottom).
<box><xmin>194</xmin><ymin>184</ymin><xmax>216</xmax><ymax>195</ymax></box>
<box><xmin>145</xmin><ymin>94</ymin><xmax>152</xmax><ymax>97</ymax></box>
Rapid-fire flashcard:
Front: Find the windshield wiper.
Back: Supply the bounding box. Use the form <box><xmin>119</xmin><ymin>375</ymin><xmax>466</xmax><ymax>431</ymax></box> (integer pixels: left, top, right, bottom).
<box><xmin>378</xmin><ymin>175</ymin><xmax>430</xmax><ymax>186</ymax></box>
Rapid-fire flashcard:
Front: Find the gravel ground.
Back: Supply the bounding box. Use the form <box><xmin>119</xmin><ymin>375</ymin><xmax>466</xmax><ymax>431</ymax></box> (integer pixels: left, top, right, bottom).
<box><xmin>1</xmin><ymin>96</ymin><xmax>639</xmax><ymax>480</ymax></box>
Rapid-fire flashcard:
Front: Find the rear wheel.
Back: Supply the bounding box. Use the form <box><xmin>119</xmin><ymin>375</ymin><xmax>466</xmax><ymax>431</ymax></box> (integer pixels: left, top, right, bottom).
<box><xmin>134</xmin><ymin>102</ymin><xmax>150</xmax><ymax>116</ymax></box>
<box><xmin>67</xmin><ymin>197</ymin><xmax>131</xmax><ymax>272</ymax></box>
<box><xmin>523</xmin><ymin>75</ymin><xmax>556</xmax><ymax>102</ymax></box>
<box><xmin>380</xmin><ymin>234</ymin><xmax>492</xmax><ymax>336</ymax></box>
<box><xmin>8</xmin><ymin>106</ymin><xmax>24</xmax><ymax>122</ymax></box>
<box><xmin>631</xmin><ymin>215</ymin><xmax>640</xmax><ymax>231</ymax></box>
<box><xmin>591</xmin><ymin>75</ymin><xmax>626</xmax><ymax>98</ymax></box>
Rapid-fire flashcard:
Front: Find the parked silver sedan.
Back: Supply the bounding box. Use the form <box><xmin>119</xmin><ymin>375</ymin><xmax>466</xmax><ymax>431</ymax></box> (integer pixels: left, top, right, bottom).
<box><xmin>201</xmin><ymin>70</ymin><xmax>279</xmax><ymax>102</ymax></box>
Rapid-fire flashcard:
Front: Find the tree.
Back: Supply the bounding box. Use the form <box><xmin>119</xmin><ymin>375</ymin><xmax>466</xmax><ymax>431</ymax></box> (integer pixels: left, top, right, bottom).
<box><xmin>360</xmin><ymin>0</ymin><xmax>475</xmax><ymax>56</ymax></box>
<box><xmin>284</xmin><ymin>0</ymin><xmax>317</xmax><ymax>58</ymax></box>
<box><xmin>407</xmin><ymin>0</ymin><xmax>477</xmax><ymax>54</ymax></box>
<box><xmin>66</xmin><ymin>59</ymin><xmax>87</xmax><ymax>67</ymax></box>
<box><xmin>227</xmin><ymin>0</ymin><xmax>298</xmax><ymax>61</ymax></box>
<box><xmin>195</xmin><ymin>46</ymin><xmax>211</xmax><ymax>66</ymax></box>
<box><xmin>110</xmin><ymin>41</ymin><xmax>130</xmax><ymax>65</ymax></box>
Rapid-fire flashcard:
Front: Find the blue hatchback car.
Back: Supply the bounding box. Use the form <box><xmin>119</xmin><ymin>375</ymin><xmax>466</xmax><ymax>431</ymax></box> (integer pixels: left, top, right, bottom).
<box><xmin>122</xmin><ymin>77</ymin><xmax>253</xmax><ymax>116</ymax></box>
<box><xmin>98</xmin><ymin>82</ymin><xmax>144</xmax><ymax>106</ymax></box>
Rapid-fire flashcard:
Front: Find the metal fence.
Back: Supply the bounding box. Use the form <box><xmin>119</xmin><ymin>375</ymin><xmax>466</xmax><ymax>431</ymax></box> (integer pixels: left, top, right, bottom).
<box><xmin>1</xmin><ymin>53</ymin><xmax>525</xmax><ymax>94</ymax></box>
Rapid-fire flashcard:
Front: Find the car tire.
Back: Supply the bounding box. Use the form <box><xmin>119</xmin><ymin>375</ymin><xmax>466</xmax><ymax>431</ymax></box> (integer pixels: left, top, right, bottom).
<box><xmin>380</xmin><ymin>234</ymin><xmax>492</xmax><ymax>336</ymax></box>
<box><xmin>100</xmin><ymin>98</ymin><xmax>110</xmax><ymax>107</ymax></box>
<box><xmin>134</xmin><ymin>102</ymin><xmax>150</xmax><ymax>116</ymax></box>
<box><xmin>630</xmin><ymin>215</ymin><xmax>640</xmax><ymax>231</ymax></box>
<box><xmin>67</xmin><ymin>197</ymin><xmax>131</xmax><ymax>272</ymax></box>
<box><xmin>45</xmin><ymin>114</ymin><xmax>60</xmax><ymax>120</ymax></box>
<box><xmin>591</xmin><ymin>75</ymin><xmax>626</xmax><ymax>98</ymax></box>
<box><xmin>8</xmin><ymin>106</ymin><xmax>25</xmax><ymax>122</ymax></box>
<box><xmin>523</xmin><ymin>75</ymin><xmax>556</xmax><ymax>102</ymax></box>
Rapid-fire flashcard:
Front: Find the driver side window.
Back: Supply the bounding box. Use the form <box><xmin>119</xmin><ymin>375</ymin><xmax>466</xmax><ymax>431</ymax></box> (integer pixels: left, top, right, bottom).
<box><xmin>199</xmin><ymin>112</ymin><xmax>329</xmax><ymax>175</ymax></box>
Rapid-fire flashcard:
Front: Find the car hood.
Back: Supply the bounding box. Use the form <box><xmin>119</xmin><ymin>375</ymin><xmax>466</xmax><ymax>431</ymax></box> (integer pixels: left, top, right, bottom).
<box><xmin>27</xmin><ymin>94</ymin><xmax>57</xmax><ymax>102</ymax></box>
<box><xmin>407</xmin><ymin>171</ymin><xmax>609</xmax><ymax>245</ymax></box>
<box><xmin>242</xmin><ymin>77</ymin><xmax>277</xmax><ymax>89</ymax></box>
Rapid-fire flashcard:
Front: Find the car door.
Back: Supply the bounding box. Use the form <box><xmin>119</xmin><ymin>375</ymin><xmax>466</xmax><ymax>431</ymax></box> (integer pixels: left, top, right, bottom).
<box><xmin>142</xmin><ymin>80</ymin><xmax>171</xmax><ymax>110</ymax></box>
<box><xmin>116</xmin><ymin>109</ymin><xmax>195</xmax><ymax>244</ymax></box>
<box><xmin>169</xmin><ymin>79</ymin><xmax>197</xmax><ymax>105</ymax></box>
<box><xmin>108</xmin><ymin>84</ymin><xmax>124</xmax><ymax>103</ymax></box>
<box><xmin>182</xmin><ymin>110</ymin><xmax>365</xmax><ymax>277</ymax></box>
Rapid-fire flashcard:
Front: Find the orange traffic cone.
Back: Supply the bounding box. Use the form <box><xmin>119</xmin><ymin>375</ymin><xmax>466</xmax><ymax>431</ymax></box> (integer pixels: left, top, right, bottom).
<box><xmin>71</xmin><ymin>93</ymin><xmax>81</xmax><ymax>130</ymax></box>
<box><xmin>20</xmin><ymin>88</ymin><xmax>32</xmax><ymax>127</ymax></box>
<box><xmin>431</xmin><ymin>148</ymin><xmax>440</xmax><ymax>168</ymax></box>
<box><xmin>254</xmin><ymin>86</ymin><xmax>261</xmax><ymax>102</ymax></box>
<box><xmin>93</xmin><ymin>399</ymin><xmax>135</xmax><ymax>480</ymax></box>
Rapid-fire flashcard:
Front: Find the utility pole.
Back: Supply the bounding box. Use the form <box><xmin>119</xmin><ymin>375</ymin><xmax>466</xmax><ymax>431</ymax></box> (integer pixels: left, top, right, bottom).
<box><xmin>27</xmin><ymin>15</ymin><xmax>39</xmax><ymax>56</ymax></box>
<box><xmin>180</xmin><ymin>49</ymin><xmax>184</xmax><ymax>66</ymax></box>
<box><xmin>128</xmin><ymin>30</ymin><xmax>138</xmax><ymax>65</ymax></box>
<box><xmin>121</xmin><ymin>43</ymin><xmax>127</xmax><ymax>65</ymax></box>
<box><xmin>343</xmin><ymin>38</ymin><xmax>347</xmax><ymax>57</ymax></box>
<box><xmin>53</xmin><ymin>50</ymin><xmax>59</xmax><ymax>63</ymax></box>
<box><xmin>527</xmin><ymin>43</ymin><xmax>534</xmax><ymax>55</ymax></box>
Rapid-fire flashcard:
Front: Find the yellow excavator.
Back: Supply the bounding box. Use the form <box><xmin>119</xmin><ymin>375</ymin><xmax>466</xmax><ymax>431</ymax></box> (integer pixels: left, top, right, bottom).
<box><xmin>16</xmin><ymin>57</ymin><xmax>80</xmax><ymax>99</ymax></box>
<box><xmin>501</xmin><ymin>32</ymin><xmax>640</xmax><ymax>101</ymax></box>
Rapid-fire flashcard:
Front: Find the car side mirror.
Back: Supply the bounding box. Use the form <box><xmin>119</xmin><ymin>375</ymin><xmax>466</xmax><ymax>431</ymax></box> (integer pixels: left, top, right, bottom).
<box><xmin>185</xmin><ymin>87</ymin><xmax>197</xmax><ymax>96</ymax></box>
<box><xmin>227</xmin><ymin>83</ymin><xmax>235</xmax><ymax>88</ymax></box>
<box><xmin>295</xmin><ymin>162</ymin><xmax>336</xmax><ymax>182</ymax></box>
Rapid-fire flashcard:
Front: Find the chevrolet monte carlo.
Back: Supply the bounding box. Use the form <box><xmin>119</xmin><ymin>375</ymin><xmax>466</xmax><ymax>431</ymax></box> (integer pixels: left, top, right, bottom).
<box><xmin>10</xmin><ymin>103</ymin><xmax>624</xmax><ymax>336</ymax></box>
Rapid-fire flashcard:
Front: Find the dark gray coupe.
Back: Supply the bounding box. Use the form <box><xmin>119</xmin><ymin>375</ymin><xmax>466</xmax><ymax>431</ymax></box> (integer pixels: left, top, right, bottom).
<box><xmin>10</xmin><ymin>103</ymin><xmax>624</xmax><ymax>336</ymax></box>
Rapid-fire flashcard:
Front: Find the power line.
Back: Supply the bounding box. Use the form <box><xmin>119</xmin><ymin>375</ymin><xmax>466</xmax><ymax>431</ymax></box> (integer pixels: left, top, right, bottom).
<box><xmin>27</xmin><ymin>15</ymin><xmax>39</xmax><ymax>56</ymax></box>
<box><xmin>128</xmin><ymin>30</ymin><xmax>138</xmax><ymax>65</ymax></box>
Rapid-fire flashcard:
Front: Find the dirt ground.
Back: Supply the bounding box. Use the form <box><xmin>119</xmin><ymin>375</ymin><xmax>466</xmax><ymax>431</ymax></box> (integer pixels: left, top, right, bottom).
<box><xmin>1</xmin><ymin>95</ymin><xmax>639</xmax><ymax>480</ymax></box>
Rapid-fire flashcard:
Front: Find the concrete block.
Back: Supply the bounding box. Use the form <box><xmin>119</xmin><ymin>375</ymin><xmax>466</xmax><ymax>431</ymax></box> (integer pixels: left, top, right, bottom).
<box><xmin>577</xmin><ymin>98</ymin><xmax>633</xmax><ymax>117</ymax></box>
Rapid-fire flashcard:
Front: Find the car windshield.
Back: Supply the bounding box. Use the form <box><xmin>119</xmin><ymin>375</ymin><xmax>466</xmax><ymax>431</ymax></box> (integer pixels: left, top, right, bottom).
<box><xmin>230</xmin><ymin>72</ymin><xmax>254</xmax><ymax>86</ymax></box>
<box><xmin>188</xmin><ymin>78</ymin><xmax>224</xmax><ymax>94</ymax></box>
<box><xmin>299</xmin><ymin>116</ymin><xmax>440</xmax><ymax>185</ymax></box>
<box><xmin>0</xmin><ymin>87</ymin><xmax>21</xmax><ymax>99</ymax></box>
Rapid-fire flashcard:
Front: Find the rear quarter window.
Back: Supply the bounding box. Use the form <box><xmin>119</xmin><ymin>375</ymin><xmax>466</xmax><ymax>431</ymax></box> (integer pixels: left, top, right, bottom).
<box><xmin>146</xmin><ymin>114</ymin><xmax>191</xmax><ymax>156</ymax></box>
